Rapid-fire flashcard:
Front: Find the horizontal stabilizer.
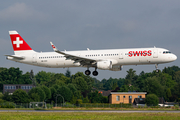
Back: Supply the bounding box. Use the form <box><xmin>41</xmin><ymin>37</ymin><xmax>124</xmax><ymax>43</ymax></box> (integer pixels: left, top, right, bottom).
<box><xmin>5</xmin><ymin>55</ymin><xmax>24</xmax><ymax>60</ymax></box>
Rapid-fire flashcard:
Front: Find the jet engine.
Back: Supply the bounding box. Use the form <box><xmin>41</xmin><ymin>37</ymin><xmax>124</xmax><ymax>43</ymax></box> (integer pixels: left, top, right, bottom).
<box><xmin>97</xmin><ymin>60</ymin><xmax>112</xmax><ymax>70</ymax></box>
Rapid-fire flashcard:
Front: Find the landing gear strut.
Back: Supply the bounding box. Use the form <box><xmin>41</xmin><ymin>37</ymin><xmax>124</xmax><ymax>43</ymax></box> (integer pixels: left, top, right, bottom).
<box><xmin>92</xmin><ymin>68</ymin><xmax>98</xmax><ymax>76</ymax></box>
<box><xmin>155</xmin><ymin>64</ymin><xmax>159</xmax><ymax>72</ymax></box>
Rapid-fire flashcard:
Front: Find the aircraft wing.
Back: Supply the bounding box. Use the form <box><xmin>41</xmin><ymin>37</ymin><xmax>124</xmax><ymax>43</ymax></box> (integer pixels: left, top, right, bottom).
<box><xmin>50</xmin><ymin>42</ymin><xmax>99</xmax><ymax>66</ymax></box>
<box><xmin>5</xmin><ymin>55</ymin><xmax>24</xmax><ymax>60</ymax></box>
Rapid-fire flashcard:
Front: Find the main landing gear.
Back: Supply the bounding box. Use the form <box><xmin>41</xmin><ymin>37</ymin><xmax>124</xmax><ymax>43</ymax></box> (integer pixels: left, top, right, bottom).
<box><xmin>155</xmin><ymin>64</ymin><xmax>159</xmax><ymax>73</ymax></box>
<box><xmin>85</xmin><ymin>68</ymin><xmax>98</xmax><ymax>76</ymax></box>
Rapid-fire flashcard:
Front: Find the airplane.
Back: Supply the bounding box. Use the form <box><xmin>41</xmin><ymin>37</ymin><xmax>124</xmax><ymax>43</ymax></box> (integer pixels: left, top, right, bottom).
<box><xmin>6</xmin><ymin>31</ymin><xmax>177</xmax><ymax>76</ymax></box>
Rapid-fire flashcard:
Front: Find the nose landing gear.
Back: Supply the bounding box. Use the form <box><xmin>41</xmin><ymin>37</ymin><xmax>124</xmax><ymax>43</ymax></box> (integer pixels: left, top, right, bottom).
<box><xmin>155</xmin><ymin>64</ymin><xmax>159</xmax><ymax>72</ymax></box>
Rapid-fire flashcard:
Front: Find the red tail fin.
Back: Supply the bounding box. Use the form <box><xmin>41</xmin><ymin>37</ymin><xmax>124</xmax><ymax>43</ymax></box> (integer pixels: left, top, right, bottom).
<box><xmin>9</xmin><ymin>31</ymin><xmax>32</xmax><ymax>51</ymax></box>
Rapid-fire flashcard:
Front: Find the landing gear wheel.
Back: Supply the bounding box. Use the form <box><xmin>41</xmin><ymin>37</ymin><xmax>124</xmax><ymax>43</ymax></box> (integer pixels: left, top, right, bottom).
<box><xmin>85</xmin><ymin>70</ymin><xmax>91</xmax><ymax>75</ymax></box>
<box><xmin>156</xmin><ymin>69</ymin><xmax>159</xmax><ymax>73</ymax></box>
<box><xmin>92</xmin><ymin>71</ymin><xmax>98</xmax><ymax>76</ymax></box>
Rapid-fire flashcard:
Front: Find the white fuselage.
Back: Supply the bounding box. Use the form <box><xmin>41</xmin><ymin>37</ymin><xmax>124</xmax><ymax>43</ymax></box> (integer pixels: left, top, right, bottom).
<box><xmin>7</xmin><ymin>47</ymin><xmax>177</xmax><ymax>70</ymax></box>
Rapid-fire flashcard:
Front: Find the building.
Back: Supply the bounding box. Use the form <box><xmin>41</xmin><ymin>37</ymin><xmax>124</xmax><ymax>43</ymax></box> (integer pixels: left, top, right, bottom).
<box><xmin>3</xmin><ymin>84</ymin><xmax>35</xmax><ymax>94</ymax></box>
<box><xmin>108</xmin><ymin>92</ymin><xmax>147</xmax><ymax>104</ymax></box>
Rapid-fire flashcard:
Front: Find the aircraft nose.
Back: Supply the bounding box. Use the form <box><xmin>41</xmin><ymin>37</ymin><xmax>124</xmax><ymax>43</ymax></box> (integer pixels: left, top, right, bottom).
<box><xmin>172</xmin><ymin>54</ymin><xmax>177</xmax><ymax>61</ymax></box>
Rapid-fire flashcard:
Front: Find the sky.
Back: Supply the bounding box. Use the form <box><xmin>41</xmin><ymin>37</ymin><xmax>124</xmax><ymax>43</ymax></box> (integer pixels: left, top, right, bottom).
<box><xmin>0</xmin><ymin>0</ymin><xmax>179</xmax><ymax>80</ymax></box>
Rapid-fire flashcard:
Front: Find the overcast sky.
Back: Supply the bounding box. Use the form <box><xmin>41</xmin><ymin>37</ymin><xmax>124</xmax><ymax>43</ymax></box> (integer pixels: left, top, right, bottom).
<box><xmin>0</xmin><ymin>0</ymin><xmax>179</xmax><ymax>80</ymax></box>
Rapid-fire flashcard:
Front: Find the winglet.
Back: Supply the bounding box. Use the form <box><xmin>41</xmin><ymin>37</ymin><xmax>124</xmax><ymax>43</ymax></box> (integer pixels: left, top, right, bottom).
<box><xmin>50</xmin><ymin>42</ymin><xmax>66</xmax><ymax>55</ymax></box>
<box><xmin>50</xmin><ymin>42</ymin><xmax>58</xmax><ymax>51</ymax></box>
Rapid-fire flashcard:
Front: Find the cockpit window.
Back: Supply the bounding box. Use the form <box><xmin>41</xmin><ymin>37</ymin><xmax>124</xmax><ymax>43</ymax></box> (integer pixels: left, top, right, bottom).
<box><xmin>163</xmin><ymin>51</ymin><xmax>171</xmax><ymax>54</ymax></box>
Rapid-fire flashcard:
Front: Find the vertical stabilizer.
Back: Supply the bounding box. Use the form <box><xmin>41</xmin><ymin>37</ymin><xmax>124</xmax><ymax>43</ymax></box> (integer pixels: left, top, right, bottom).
<box><xmin>9</xmin><ymin>31</ymin><xmax>36</xmax><ymax>55</ymax></box>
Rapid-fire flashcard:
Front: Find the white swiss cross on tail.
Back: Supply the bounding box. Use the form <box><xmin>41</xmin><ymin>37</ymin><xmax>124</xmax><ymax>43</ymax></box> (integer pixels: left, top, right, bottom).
<box><xmin>13</xmin><ymin>37</ymin><xmax>23</xmax><ymax>48</ymax></box>
<box><xmin>9</xmin><ymin>31</ymin><xmax>33</xmax><ymax>53</ymax></box>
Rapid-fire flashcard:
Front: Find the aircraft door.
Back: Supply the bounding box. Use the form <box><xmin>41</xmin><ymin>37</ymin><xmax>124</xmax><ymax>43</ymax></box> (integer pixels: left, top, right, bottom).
<box><xmin>119</xmin><ymin>52</ymin><xmax>123</xmax><ymax>59</ymax></box>
<box><xmin>32</xmin><ymin>54</ymin><xmax>37</xmax><ymax>63</ymax></box>
<box><xmin>153</xmin><ymin>49</ymin><xmax>158</xmax><ymax>58</ymax></box>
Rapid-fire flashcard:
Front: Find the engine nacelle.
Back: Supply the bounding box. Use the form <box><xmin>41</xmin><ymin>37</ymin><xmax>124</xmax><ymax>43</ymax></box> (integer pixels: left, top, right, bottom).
<box><xmin>97</xmin><ymin>60</ymin><xmax>112</xmax><ymax>70</ymax></box>
<box><xmin>110</xmin><ymin>65</ymin><xmax>123</xmax><ymax>71</ymax></box>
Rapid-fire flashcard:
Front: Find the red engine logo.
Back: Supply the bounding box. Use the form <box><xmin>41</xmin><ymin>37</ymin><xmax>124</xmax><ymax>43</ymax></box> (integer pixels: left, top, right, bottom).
<box><xmin>128</xmin><ymin>50</ymin><xmax>152</xmax><ymax>57</ymax></box>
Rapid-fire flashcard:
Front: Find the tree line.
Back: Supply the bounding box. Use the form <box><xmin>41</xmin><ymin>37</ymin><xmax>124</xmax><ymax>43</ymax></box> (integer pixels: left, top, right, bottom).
<box><xmin>0</xmin><ymin>66</ymin><xmax>180</xmax><ymax>104</ymax></box>
<box><xmin>0</xmin><ymin>68</ymin><xmax>107</xmax><ymax>104</ymax></box>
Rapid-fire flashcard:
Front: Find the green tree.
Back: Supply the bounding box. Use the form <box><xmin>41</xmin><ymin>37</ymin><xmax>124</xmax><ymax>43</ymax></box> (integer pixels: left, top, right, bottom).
<box><xmin>144</xmin><ymin>76</ymin><xmax>165</xmax><ymax>97</ymax></box>
<box><xmin>145</xmin><ymin>94</ymin><xmax>159</xmax><ymax>106</ymax></box>
<box><xmin>70</xmin><ymin>95</ymin><xmax>77</xmax><ymax>104</ymax></box>
<box><xmin>41</xmin><ymin>86</ymin><xmax>51</xmax><ymax>100</ymax></box>
<box><xmin>29</xmin><ymin>93</ymin><xmax>40</xmax><ymax>102</ymax></box>
<box><xmin>119</xmin><ymin>85</ymin><xmax>128</xmax><ymax>92</ymax></box>
<box><xmin>67</xmin><ymin>84</ymin><xmax>77</xmax><ymax>95</ymax></box>
<box><xmin>174</xmin><ymin>71</ymin><xmax>180</xmax><ymax>83</ymax></box>
<box><xmin>74</xmin><ymin>90</ymin><xmax>82</xmax><ymax>99</ymax></box>
<box><xmin>112</xmin><ymin>82</ymin><xmax>118</xmax><ymax>90</ymax></box>
<box><xmin>83</xmin><ymin>97</ymin><xmax>89</xmax><ymax>103</ymax></box>
<box><xmin>125</xmin><ymin>68</ymin><xmax>136</xmax><ymax>85</ymax></box>
<box><xmin>2</xmin><ymin>92</ymin><xmax>12</xmax><ymax>102</ymax></box>
<box><xmin>35</xmin><ymin>71</ymin><xmax>52</xmax><ymax>85</ymax></box>
<box><xmin>28</xmin><ymin>87</ymin><xmax>45</xmax><ymax>102</ymax></box>
<box><xmin>56</xmin><ymin>85</ymin><xmax>72</xmax><ymax>103</ymax></box>
<box><xmin>30</xmin><ymin>70</ymin><xmax>36</xmax><ymax>86</ymax></box>
<box><xmin>72</xmin><ymin>77</ymin><xmax>88</xmax><ymax>93</ymax></box>
<box><xmin>101</xmin><ymin>96</ymin><xmax>108</xmax><ymax>103</ymax></box>
<box><xmin>162</xmin><ymin>66</ymin><xmax>180</xmax><ymax>79</ymax></box>
<box><xmin>166</xmin><ymin>88</ymin><xmax>172</xmax><ymax>101</ymax></box>
<box><xmin>70</xmin><ymin>72</ymin><xmax>94</xmax><ymax>97</ymax></box>
<box><xmin>46</xmin><ymin>73</ymin><xmax>69</xmax><ymax>87</ymax></box>
<box><xmin>88</xmin><ymin>91</ymin><xmax>104</xmax><ymax>103</ymax></box>
<box><xmin>52</xmin><ymin>84</ymin><xmax>60</xmax><ymax>90</ymax></box>
<box><xmin>12</xmin><ymin>89</ymin><xmax>29</xmax><ymax>103</ymax></box>
<box><xmin>65</xmin><ymin>69</ymin><xmax>71</xmax><ymax>77</ymax></box>
<box><xmin>49</xmin><ymin>87</ymin><xmax>56</xmax><ymax>102</ymax></box>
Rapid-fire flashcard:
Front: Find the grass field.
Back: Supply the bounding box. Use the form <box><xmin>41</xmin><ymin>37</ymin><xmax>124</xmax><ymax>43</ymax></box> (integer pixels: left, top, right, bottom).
<box><xmin>0</xmin><ymin>112</ymin><xmax>180</xmax><ymax>120</ymax></box>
